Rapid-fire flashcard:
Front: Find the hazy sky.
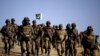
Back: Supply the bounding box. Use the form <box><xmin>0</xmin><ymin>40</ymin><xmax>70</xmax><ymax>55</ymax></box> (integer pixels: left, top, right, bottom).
<box><xmin>0</xmin><ymin>0</ymin><xmax>100</xmax><ymax>40</ymax></box>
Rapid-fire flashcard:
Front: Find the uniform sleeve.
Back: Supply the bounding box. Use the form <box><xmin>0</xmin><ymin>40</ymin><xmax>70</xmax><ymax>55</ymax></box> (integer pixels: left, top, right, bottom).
<box><xmin>0</xmin><ymin>26</ymin><xmax>6</xmax><ymax>35</ymax></box>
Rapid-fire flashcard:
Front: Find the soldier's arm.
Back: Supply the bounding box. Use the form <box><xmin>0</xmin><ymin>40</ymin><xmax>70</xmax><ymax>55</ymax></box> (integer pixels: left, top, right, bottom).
<box><xmin>0</xmin><ymin>26</ymin><xmax>6</xmax><ymax>42</ymax></box>
<box><xmin>19</xmin><ymin>26</ymin><xmax>24</xmax><ymax>37</ymax></box>
<box><xmin>0</xmin><ymin>26</ymin><xmax>7</xmax><ymax>35</ymax></box>
<box><xmin>62</xmin><ymin>30</ymin><xmax>67</xmax><ymax>43</ymax></box>
<box><xmin>95</xmin><ymin>35</ymin><xmax>99</xmax><ymax>44</ymax></box>
<box><xmin>72</xmin><ymin>29</ymin><xmax>78</xmax><ymax>42</ymax></box>
<box><xmin>15</xmin><ymin>24</ymin><xmax>18</xmax><ymax>34</ymax></box>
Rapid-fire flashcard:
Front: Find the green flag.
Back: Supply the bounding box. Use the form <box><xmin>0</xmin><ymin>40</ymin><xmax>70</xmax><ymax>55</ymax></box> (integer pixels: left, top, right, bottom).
<box><xmin>36</xmin><ymin>13</ymin><xmax>42</xmax><ymax>20</ymax></box>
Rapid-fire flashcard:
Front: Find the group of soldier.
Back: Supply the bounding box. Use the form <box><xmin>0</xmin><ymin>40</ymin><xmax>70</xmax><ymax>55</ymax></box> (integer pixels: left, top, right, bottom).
<box><xmin>0</xmin><ymin>17</ymin><xmax>99</xmax><ymax>56</ymax></box>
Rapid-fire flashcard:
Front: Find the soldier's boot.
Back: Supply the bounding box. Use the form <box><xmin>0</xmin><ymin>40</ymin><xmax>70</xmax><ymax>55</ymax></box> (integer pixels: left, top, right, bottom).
<box><xmin>41</xmin><ymin>47</ymin><xmax>43</xmax><ymax>54</ymax></box>
<box><xmin>4</xmin><ymin>43</ymin><xmax>8</xmax><ymax>54</ymax></box>
<box><xmin>90</xmin><ymin>51</ymin><xmax>94</xmax><ymax>56</ymax></box>
<box><xmin>26</xmin><ymin>52</ymin><xmax>31</xmax><ymax>56</ymax></box>
<box><xmin>70</xmin><ymin>49</ymin><xmax>74</xmax><ymax>56</ymax></box>
<box><xmin>12</xmin><ymin>42</ymin><xmax>15</xmax><ymax>49</ymax></box>
<box><xmin>8</xmin><ymin>46</ymin><xmax>11</xmax><ymax>55</ymax></box>
<box><xmin>65</xmin><ymin>47</ymin><xmax>68</xmax><ymax>56</ymax></box>
<box><xmin>61</xmin><ymin>49</ymin><xmax>64</xmax><ymax>56</ymax></box>
<box><xmin>48</xmin><ymin>49</ymin><xmax>50</xmax><ymax>56</ymax></box>
<box><xmin>57</xmin><ymin>49</ymin><xmax>61</xmax><ymax>56</ymax></box>
<box><xmin>4</xmin><ymin>47</ymin><xmax>8</xmax><ymax>54</ymax></box>
<box><xmin>36</xmin><ymin>48</ymin><xmax>39</xmax><ymax>56</ymax></box>
<box><xmin>21</xmin><ymin>53</ymin><xmax>26</xmax><ymax>56</ymax></box>
<box><xmin>31</xmin><ymin>50</ymin><xmax>34</xmax><ymax>56</ymax></box>
<box><xmin>7</xmin><ymin>50</ymin><xmax>10</xmax><ymax>55</ymax></box>
<box><xmin>83</xmin><ymin>50</ymin><xmax>86</xmax><ymax>56</ymax></box>
<box><xmin>45</xmin><ymin>48</ymin><xmax>47</xmax><ymax>54</ymax></box>
<box><xmin>31</xmin><ymin>49</ymin><xmax>35</xmax><ymax>56</ymax></box>
<box><xmin>74</xmin><ymin>49</ymin><xmax>76</xmax><ymax>56</ymax></box>
<box><xmin>21</xmin><ymin>49</ymin><xmax>26</xmax><ymax>56</ymax></box>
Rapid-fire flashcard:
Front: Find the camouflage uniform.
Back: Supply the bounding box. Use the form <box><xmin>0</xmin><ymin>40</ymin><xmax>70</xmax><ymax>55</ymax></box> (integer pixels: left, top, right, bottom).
<box><xmin>42</xmin><ymin>21</ymin><xmax>53</xmax><ymax>56</ymax></box>
<box><xmin>11</xmin><ymin>18</ymin><xmax>18</xmax><ymax>48</ymax></box>
<box><xmin>31</xmin><ymin>20</ymin><xmax>42</xmax><ymax>56</ymax></box>
<box><xmin>39</xmin><ymin>24</ymin><xmax>45</xmax><ymax>54</ymax></box>
<box><xmin>69</xmin><ymin>23</ymin><xmax>78</xmax><ymax>56</ymax></box>
<box><xmin>65</xmin><ymin>24</ymin><xmax>71</xmax><ymax>56</ymax></box>
<box><xmin>1</xmin><ymin>19</ymin><xmax>15</xmax><ymax>54</ymax></box>
<box><xmin>55</xmin><ymin>24</ymin><xmax>67</xmax><ymax>56</ymax></box>
<box><xmin>52</xmin><ymin>25</ymin><xmax>59</xmax><ymax>48</ymax></box>
<box><xmin>19</xmin><ymin>17</ymin><xmax>33</xmax><ymax>56</ymax></box>
<box><xmin>81</xmin><ymin>26</ymin><xmax>97</xmax><ymax>56</ymax></box>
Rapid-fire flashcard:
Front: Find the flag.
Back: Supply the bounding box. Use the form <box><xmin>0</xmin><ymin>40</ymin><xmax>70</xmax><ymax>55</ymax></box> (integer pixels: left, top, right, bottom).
<box><xmin>35</xmin><ymin>13</ymin><xmax>42</xmax><ymax>20</ymax></box>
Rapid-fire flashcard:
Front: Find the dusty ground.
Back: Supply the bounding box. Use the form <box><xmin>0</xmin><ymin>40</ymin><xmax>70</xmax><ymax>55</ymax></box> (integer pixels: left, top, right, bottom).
<box><xmin>0</xmin><ymin>34</ymin><xmax>100</xmax><ymax>56</ymax></box>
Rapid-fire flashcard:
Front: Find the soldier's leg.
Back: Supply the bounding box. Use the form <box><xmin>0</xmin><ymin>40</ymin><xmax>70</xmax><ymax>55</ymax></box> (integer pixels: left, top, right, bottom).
<box><xmin>21</xmin><ymin>41</ymin><xmax>26</xmax><ymax>56</ymax></box>
<box><xmin>65</xmin><ymin>46</ymin><xmax>68</xmax><ymax>56</ymax></box>
<box><xmin>83</xmin><ymin>47</ymin><xmax>88</xmax><ymax>56</ymax></box>
<box><xmin>26</xmin><ymin>41</ymin><xmax>31</xmax><ymax>56</ymax></box>
<box><xmin>12</xmin><ymin>36</ymin><xmax>15</xmax><ymax>49</ymax></box>
<box><xmin>90</xmin><ymin>48</ymin><xmax>95</xmax><ymax>56</ymax></box>
<box><xmin>36</xmin><ymin>38</ymin><xmax>41</xmax><ymax>56</ymax></box>
<box><xmin>40</xmin><ymin>38</ymin><xmax>42</xmax><ymax>55</ymax></box>
<box><xmin>61</xmin><ymin>42</ymin><xmax>65</xmax><ymax>56</ymax></box>
<box><xmin>36</xmin><ymin>42</ymin><xmax>40</xmax><ymax>56</ymax></box>
<box><xmin>73</xmin><ymin>43</ymin><xmax>76</xmax><ymax>56</ymax></box>
<box><xmin>41</xmin><ymin>38</ymin><xmax>44</xmax><ymax>54</ymax></box>
<box><xmin>31</xmin><ymin>41</ymin><xmax>35</xmax><ymax>56</ymax></box>
<box><xmin>45</xmin><ymin>39</ymin><xmax>48</xmax><ymax>54</ymax></box>
<box><xmin>8</xmin><ymin>39</ymin><xmax>13</xmax><ymax>55</ymax></box>
<box><xmin>48</xmin><ymin>40</ymin><xmax>51</xmax><ymax>56</ymax></box>
<box><xmin>57</xmin><ymin>43</ymin><xmax>62</xmax><ymax>56</ymax></box>
<box><xmin>4</xmin><ymin>40</ymin><xmax>8</xmax><ymax>54</ymax></box>
<box><xmin>85</xmin><ymin>48</ymin><xmax>90</xmax><ymax>56</ymax></box>
<box><xmin>70</xmin><ymin>43</ymin><xmax>74</xmax><ymax>56</ymax></box>
<box><xmin>40</xmin><ymin>37</ymin><xmax>43</xmax><ymax>55</ymax></box>
<box><xmin>65</xmin><ymin>43</ymin><xmax>70</xmax><ymax>56</ymax></box>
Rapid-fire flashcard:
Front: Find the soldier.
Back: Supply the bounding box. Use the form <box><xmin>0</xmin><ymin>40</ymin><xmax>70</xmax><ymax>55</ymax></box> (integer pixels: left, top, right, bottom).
<box><xmin>42</xmin><ymin>21</ymin><xmax>53</xmax><ymax>56</ymax></box>
<box><xmin>39</xmin><ymin>23</ymin><xmax>45</xmax><ymax>54</ymax></box>
<box><xmin>52</xmin><ymin>25</ymin><xmax>59</xmax><ymax>48</ymax></box>
<box><xmin>1</xmin><ymin>19</ymin><xmax>15</xmax><ymax>55</ymax></box>
<box><xmin>65</xmin><ymin>23</ymin><xmax>71</xmax><ymax>56</ymax></box>
<box><xmin>31</xmin><ymin>20</ymin><xmax>42</xmax><ymax>56</ymax></box>
<box><xmin>55</xmin><ymin>24</ymin><xmax>67</xmax><ymax>56</ymax></box>
<box><xmin>19</xmin><ymin>17</ymin><xmax>33</xmax><ymax>56</ymax></box>
<box><xmin>80</xmin><ymin>26</ymin><xmax>98</xmax><ymax>56</ymax></box>
<box><xmin>69</xmin><ymin>23</ymin><xmax>78</xmax><ymax>56</ymax></box>
<box><xmin>11</xmin><ymin>18</ymin><xmax>18</xmax><ymax>48</ymax></box>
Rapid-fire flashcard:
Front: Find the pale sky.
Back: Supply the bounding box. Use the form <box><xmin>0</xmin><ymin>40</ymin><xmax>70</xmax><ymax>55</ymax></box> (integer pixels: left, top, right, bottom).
<box><xmin>0</xmin><ymin>0</ymin><xmax>100</xmax><ymax>41</ymax></box>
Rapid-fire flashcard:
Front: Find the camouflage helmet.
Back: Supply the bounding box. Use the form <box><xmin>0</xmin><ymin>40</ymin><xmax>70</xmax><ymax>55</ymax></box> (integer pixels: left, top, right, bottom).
<box><xmin>87</xmin><ymin>26</ymin><xmax>93</xmax><ymax>31</ymax></box>
<box><xmin>11</xmin><ymin>18</ymin><xmax>15</xmax><ymax>21</ymax></box>
<box><xmin>23</xmin><ymin>17</ymin><xmax>30</xmax><ymax>21</ymax></box>
<box><xmin>59</xmin><ymin>24</ymin><xmax>63</xmax><ymax>27</ymax></box>
<box><xmin>55</xmin><ymin>25</ymin><xmax>59</xmax><ymax>29</ymax></box>
<box><xmin>71</xmin><ymin>23</ymin><xmax>76</xmax><ymax>27</ymax></box>
<box><xmin>32</xmin><ymin>20</ymin><xmax>36</xmax><ymax>23</ymax></box>
<box><xmin>66</xmin><ymin>24</ymin><xmax>70</xmax><ymax>27</ymax></box>
<box><xmin>5</xmin><ymin>19</ymin><xmax>10</xmax><ymax>23</ymax></box>
<box><xmin>46</xmin><ymin>21</ymin><xmax>51</xmax><ymax>24</ymax></box>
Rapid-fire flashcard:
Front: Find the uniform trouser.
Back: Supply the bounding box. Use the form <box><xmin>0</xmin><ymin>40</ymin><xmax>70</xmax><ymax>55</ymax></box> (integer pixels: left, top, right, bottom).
<box><xmin>42</xmin><ymin>38</ymin><xmax>51</xmax><ymax>55</ymax></box>
<box><xmin>31</xmin><ymin>40</ymin><xmax>36</xmax><ymax>55</ymax></box>
<box><xmin>56</xmin><ymin>42</ymin><xmax>65</xmax><ymax>56</ymax></box>
<box><xmin>20</xmin><ymin>40</ymin><xmax>31</xmax><ymax>55</ymax></box>
<box><xmin>4</xmin><ymin>39</ymin><xmax>13</xmax><ymax>54</ymax></box>
<box><xmin>69</xmin><ymin>43</ymin><xmax>76</xmax><ymax>56</ymax></box>
<box><xmin>83</xmin><ymin>46</ymin><xmax>95</xmax><ymax>56</ymax></box>
<box><xmin>12</xmin><ymin>35</ymin><xmax>16</xmax><ymax>48</ymax></box>
<box><xmin>65</xmin><ymin>42</ymin><xmax>70</xmax><ymax>56</ymax></box>
<box><xmin>36</xmin><ymin>37</ymin><xmax>41</xmax><ymax>55</ymax></box>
